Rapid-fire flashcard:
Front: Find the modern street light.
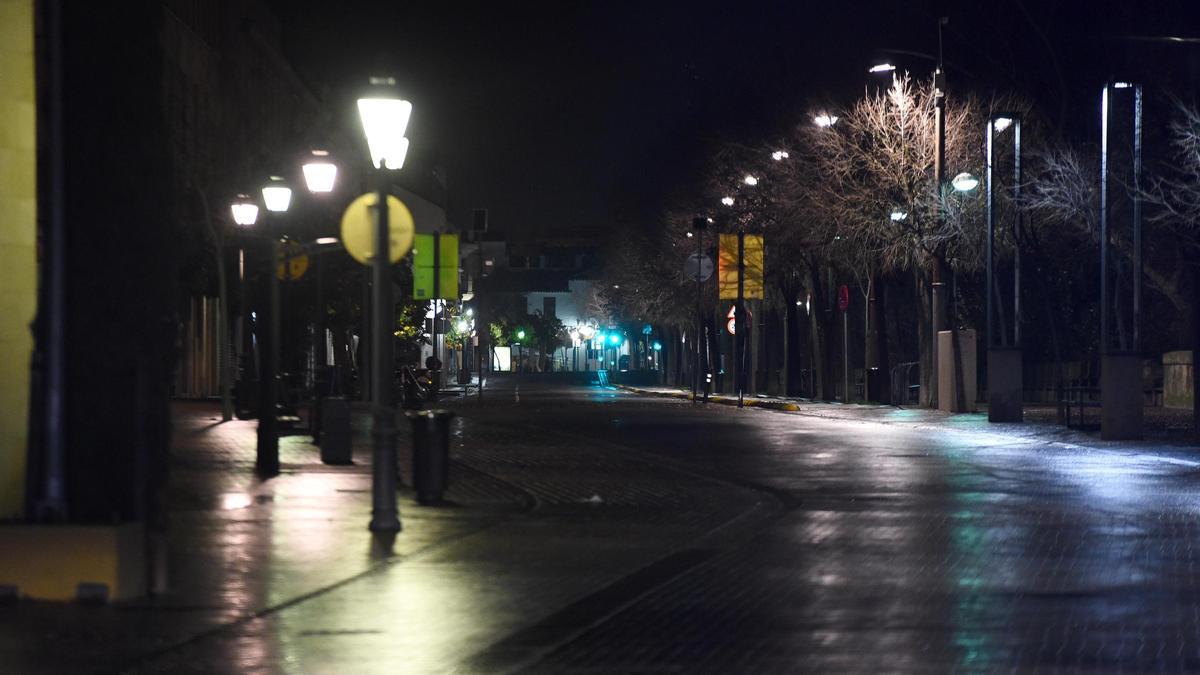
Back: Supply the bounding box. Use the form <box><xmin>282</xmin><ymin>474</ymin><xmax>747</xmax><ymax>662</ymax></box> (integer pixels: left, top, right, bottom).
<box><xmin>1098</xmin><ymin>80</ymin><xmax>1144</xmax><ymax>439</ymax></box>
<box><xmin>358</xmin><ymin>77</ymin><xmax>413</xmax><ymax>535</ymax></box>
<box><xmin>813</xmin><ymin>113</ymin><xmax>839</xmax><ymax>128</ymax></box>
<box><xmin>951</xmin><ymin>172</ymin><xmax>979</xmax><ymax>192</ymax></box>
<box><xmin>985</xmin><ymin>112</ymin><xmax>1023</xmax><ymax>423</ymax></box>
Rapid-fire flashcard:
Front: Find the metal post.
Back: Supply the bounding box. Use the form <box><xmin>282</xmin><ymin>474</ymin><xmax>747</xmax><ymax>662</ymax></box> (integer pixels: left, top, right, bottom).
<box><xmin>842</xmin><ymin>306</ymin><xmax>849</xmax><ymax>402</ymax></box>
<box><xmin>986</xmin><ymin>119</ymin><xmax>994</xmax><ymax>351</ymax></box>
<box><xmin>931</xmin><ymin>66</ymin><xmax>947</xmax><ymax>408</ymax></box>
<box><xmin>1013</xmin><ymin>118</ymin><xmax>1022</xmax><ymax>346</ymax></box>
<box><xmin>256</xmin><ymin>237</ymin><xmax>280</xmax><ymax>477</ymax></box>
<box><xmin>694</xmin><ymin>224</ymin><xmax>703</xmax><ymax>402</ymax></box>
<box><xmin>736</xmin><ymin>229</ymin><xmax>745</xmax><ymax>407</ymax></box>
<box><xmin>1133</xmin><ymin>85</ymin><xmax>1143</xmax><ymax>351</ymax></box>
<box><xmin>1100</xmin><ymin>85</ymin><xmax>1110</xmax><ymax>354</ymax></box>
<box><xmin>312</xmin><ymin>252</ymin><xmax>325</xmax><ymax>442</ymax></box>
<box><xmin>430</xmin><ymin>234</ymin><xmax>440</xmax><ymax>401</ymax></box>
<box><xmin>369</xmin><ymin>182</ymin><xmax>400</xmax><ymax>534</ymax></box>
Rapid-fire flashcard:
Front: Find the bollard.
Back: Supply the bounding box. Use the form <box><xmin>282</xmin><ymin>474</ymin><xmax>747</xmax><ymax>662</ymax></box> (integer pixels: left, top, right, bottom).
<box><xmin>407</xmin><ymin>409</ymin><xmax>454</xmax><ymax>504</ymax></box>
<box><xmin>319</xmin><ymin>396</ymin><xmax>352</xmax><ymax>465</ymax></box>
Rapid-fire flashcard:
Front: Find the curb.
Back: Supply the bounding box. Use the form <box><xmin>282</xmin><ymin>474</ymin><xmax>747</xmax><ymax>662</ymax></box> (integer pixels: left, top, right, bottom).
<box><xmin>613</xmin><ymin>385</ymin><xmax>801</xmax><ymax>412</ymax></box>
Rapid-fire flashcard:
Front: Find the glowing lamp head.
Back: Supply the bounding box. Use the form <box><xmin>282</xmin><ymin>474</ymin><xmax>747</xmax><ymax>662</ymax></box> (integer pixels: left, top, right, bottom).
<box><xmin>743</xmin><ymin>175</ymin><xmax>759</xmax><ymax>186</ymax></box>
<box><xmin>889</xmin><ymin>209</ymin><xmax>908</xmax><ymax>222</ymax></box>
<box><xmin>456</xmin><ymin>320</ymin><xmax>469</xmax><ymax>333</ymax></box>
<box><xmin>608</xmin><ymin>333</ymin><xmax>621</xmax><ymax>346</ymax></box>
<box><xmin>721</xmin><ymin>196</ymin><xmax>735</xmax><ymax>206</ymax></box>
<box><xmin>869</xmin><ymin>63</ymin><xmax>897</xmax><ymax>74</ymax></box>
<box><xmin>951</xmin><ymin>172</ymin><xmax>980</xmax><ymax>192</ymax></box>
<box><xmin>516</xmin><ymin>329</ymin><xmax>526</xmax><ymax>340</ymax></box>
<box><xmin>579</xmin><ymin>324</ymin><xmax>596</xmax><ymax>340</ymax></box>
<box><xmin>303</xmin><ymin>151</ymin><xmax>337</xmax><ymax>193</ymax></box>
<box><xmin>261</xmin><ymin>177</ymin><xmax>292</xmax><ymax>213</ymax></box>
<box><xmin>230</xmin><ymin>195</ymin><xmax>259</xmax><ymax>226</ymax></box>
<box><xmin>813</xmin><ymin>113</ymin><xmax>839</xmax><ymax>128</ymax></box>
<box><xmin>771</xmin><ymin>150</ymin><xmax>789</xmax><ymax>161</ymax></box>
<box><xmin>992</xmin><ymin>117</ymin><xmax>1013</xmax><ymax>133</ymax></box>
<box><xmin>652</xmin><ymin>341</ymin><xmax>662</xmax><ymax>351</ymax></box>
<box><xmin>357</xmin><ymin>79</ymin><xmax>413</xmax><ymax>170</ymax></box>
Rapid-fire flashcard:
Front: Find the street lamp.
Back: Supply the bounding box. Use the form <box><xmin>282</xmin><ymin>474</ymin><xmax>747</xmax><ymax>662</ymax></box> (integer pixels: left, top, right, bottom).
<box><xmin>951</xmin><ymin>172</ymin><xmax>979</xmax><ymax>192</ymax></box>
<box><xmin>231</xmin><ymin>195</ymin><xmax>259</xmax><ymax>226</ymax></box>
<box><xmin>890</xmin><ymin>209</ymin><xmax>908</xmax><ymax>222</ymax></box>
<box><xmin>985</xmin><ymin>112</ymin><xmax>1023</xmax><ymax>423</ymax></box>
<box><xmin>721</xmin><ymin>196</ymin><xmax>735</xmax><ymax>206</ymax></box>
<box><xmin>254</xmin><ymin>177</ymin><xmax>291</xmax><ymax>476</ymax></box>
<box><xmin>358</xmin><ymin>77</ymin><xmax>413</xmax><ymax>535</ymax></box>
<box><xmin>302</xmin><ymin>150</ymin><xmax>337</xmax><ymax>194</ymax></box>
<box><xmin>813</xmin><ymin>113</ymin><xmax>839</xmax><ymax>128</ymax></box>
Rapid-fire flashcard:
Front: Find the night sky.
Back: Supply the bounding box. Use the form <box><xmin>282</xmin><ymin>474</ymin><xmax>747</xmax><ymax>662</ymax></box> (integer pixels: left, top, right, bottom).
<box><xmin>270</xmin><ymin>0</ymin><xmax>1200</xmax><ymax>238</ymax></box>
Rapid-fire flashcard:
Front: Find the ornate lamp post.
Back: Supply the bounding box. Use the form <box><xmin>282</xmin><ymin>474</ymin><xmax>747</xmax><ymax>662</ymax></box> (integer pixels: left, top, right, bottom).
<box><xmin>357</xmin><ymin>78</ymin><xmax>412</xmax><ymax>534</ymax></box>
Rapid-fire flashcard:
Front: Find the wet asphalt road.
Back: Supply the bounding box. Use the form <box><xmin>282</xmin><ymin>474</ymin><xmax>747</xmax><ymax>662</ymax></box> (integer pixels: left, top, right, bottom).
<box><xmin>456</xmin><ymin>377</ymin><xmax>1200</xmax><ymax>673</ymax></box>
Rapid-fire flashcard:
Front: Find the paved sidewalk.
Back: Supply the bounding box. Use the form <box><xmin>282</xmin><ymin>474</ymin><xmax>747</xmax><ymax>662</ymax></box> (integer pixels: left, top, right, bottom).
<box><xmin>617</xmin><ymin>384</ymin><xmax>1199</xmax><ymax>451</ymax></box>
<box><xmin>0</xmin><ymin>399</ymin><xmax>771</xmax><ymax>674</ymax></box>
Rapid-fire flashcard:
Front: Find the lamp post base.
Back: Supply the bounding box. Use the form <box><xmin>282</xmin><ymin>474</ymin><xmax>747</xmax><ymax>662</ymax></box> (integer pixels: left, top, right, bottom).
<box><xmin>987</xmin><ymin>347</ymin><xmax>1023</xmax><ymax>423</ymax></box>
<box><xmin>1101</xmin><ymin>352</ymin><xmax>1144</xmax><ymax>440</ymax></box>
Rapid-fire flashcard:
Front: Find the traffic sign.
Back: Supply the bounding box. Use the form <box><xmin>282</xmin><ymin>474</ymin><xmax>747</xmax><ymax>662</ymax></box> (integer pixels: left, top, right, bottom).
<box><xmin>726</xmin><ymin>306</ymin><xmax>736</xmax><ymax>335</ymax></box>
<box><xmin>837</xmin><ymin>284</ymin><xmax>850</xmax><ymax>311</ymax></box>
<box><xmin>685</xmin><ymin>253</ymin><xmax>714</xmax><ymax>282</ymax></box>
<box><xmin>340</xmin><ymin>192</ymin><xmax>415</xmax><ymax>265</ymax></box>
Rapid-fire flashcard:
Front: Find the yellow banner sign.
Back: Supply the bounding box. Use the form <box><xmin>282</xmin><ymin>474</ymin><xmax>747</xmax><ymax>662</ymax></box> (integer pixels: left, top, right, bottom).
<box><xmin>717</xmin><ymin>233</ymin><xmax>764</xmax><ymax>300</ymax></box>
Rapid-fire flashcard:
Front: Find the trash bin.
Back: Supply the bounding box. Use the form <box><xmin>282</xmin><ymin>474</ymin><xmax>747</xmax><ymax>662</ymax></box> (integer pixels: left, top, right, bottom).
<box><xmin>320</xmin><ymin>396</ymin><xmax>352</xmax><ymax>465</ymax></box>
<box><xmin>406</xmin><ymin>409</ymin><xmax>454</xmax><ymax>504</ymax></box>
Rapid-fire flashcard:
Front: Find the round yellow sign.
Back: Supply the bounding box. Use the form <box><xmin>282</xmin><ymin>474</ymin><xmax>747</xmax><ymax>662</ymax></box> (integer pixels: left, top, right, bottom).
<box><xmin>340</xmin><ymin>193</ymin><xmax>415</xmax><ymax>265</ymax></box>
<box><xmin>276</xmin><ymin>240</ymin><xmax>309</xmax><ymax>281</ymax></box>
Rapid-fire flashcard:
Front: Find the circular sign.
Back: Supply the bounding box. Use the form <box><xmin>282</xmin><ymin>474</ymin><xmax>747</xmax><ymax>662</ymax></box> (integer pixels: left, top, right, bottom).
<box><xmin>837</xmin><ymin>284</ymin><xmax>850</xmax><ymax>312</ymax></box>
<box><xmin>340</xmin><ymin>193</ymin><xmax>416</xmax><ymax>265</ymax></box>
<box><xmin>276</xmin><ymin>241</ymin><xmax>309</xmax><ymax>281</ymax></box>
<box><xmin>685</xmin><ymin>253</ymin><xmax>714</xmax><ymax>282</ymax></box>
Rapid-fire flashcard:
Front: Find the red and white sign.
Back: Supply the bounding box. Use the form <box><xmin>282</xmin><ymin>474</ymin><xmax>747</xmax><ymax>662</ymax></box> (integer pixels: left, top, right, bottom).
<box><xmin>726</xmin><ymin>306</ymin><xmax>737</xmax><ymax>335</ymax></box>
<box><xmin>837</xmin><ymin>284</ymin><xmax>850</xmax><ymax>312</ymax></box>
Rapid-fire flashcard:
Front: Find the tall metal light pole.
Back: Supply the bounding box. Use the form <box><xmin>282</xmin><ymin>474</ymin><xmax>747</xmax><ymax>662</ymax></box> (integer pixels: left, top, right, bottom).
<box><xmin>255</xmin><ymin>177</ymin><xmax>292</xmax><ymax>477</ymax></box>
<box><xmin>985</xmin><ymin>114</ymin><xmax>1024</xmax><ymax>422</ymax></box>
<box><xmin>358</xmin><ymin>78</ymin><xmax>413</xmax><ymax>534</ymax></box>
<box><xmin>690</xmin><ymin>217</ymin><xmax>708</xmax><ymax>403</ymax></box>
<box><xmin>1098</xmin><ymin>81</ymin><xmax>1144</xmax><ymax>440</ymax></box>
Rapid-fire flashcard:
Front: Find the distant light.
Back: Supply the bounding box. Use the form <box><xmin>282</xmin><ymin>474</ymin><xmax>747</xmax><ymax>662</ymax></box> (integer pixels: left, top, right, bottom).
<box><xmin>579</xmin><ymin>324</ymin><xmax>596</xmax><ymax>340</ymax></box>
<box><xmin>890</xmin><ymin>209</ymin><xmax>908</xmax><ymax>221</ymax></box>
<box><xmin>1113</xmin><ymin>81</ymin><xmax>1134</xmax><ymax>89</ymax></box>
<box><xmin>456</xmin><ymin>320</ymin><xmax>469</xmax><ymax>333</ymax></box>
<box><xmin>465</xmin><ymin>308</ymin><xmax>474</xmax><ymax>317</ymax></box>
<box><xmin>230</xmin><ymin>195</ymin><xmax>258</xmax><ymax>226</ymax></box>
<box><xmin>686</xmin><ymin>231</ymin><xmax>694</xmax><ymax>238</ymax></box>
<box><xmin>261</xmin><ymin>177</ymin><xmax>292</xmax><ymax>213</ymax></box>
<box><xmin>771</xmin><ymin>150</ymin><xmax>789</xmax><ymax>161</ymax></box>
<box><xmin>743</xmin><ymin>175</ymin><xmax>759</xmax><ymax>186</ymax></box>
<box><xmin>316</xmin><ymin>237</ymin><xmax>339</xmax><ymax>245</ymax></box>
<box><xmin>613</xmin><ymin>284</ymin><xmax>620</xmax><ymax>289</ymax></box>
<box><xmin>652</xmin><ymin>341</ymin><xmax>662</xmax><ymax>351</ymax></box>
<box><xmin>993</xmin><ymin>117</ymin><xmax>1013</xmax><ymax>133</ymax></box>
<box><xmin>608</xmin><ymin>334</ymin><xmax>621</xmax><ymax>345</ymax></box>
<box><xmin>869</xmin><ymin>63</ymin><xmax>897</xmax><ymax>73</ymax></box>
<box><xmin>721</xmin><ymin>196</ymin><xmax>735</xmax><ymax>206</ymax></box>
<box><xmin>357</xmin><ymin>89</ymin><xmax>413</xmax><ymax>170</ymax></box>
<box><xmin>516</xmin><ymin>329</ymin><xmax>526</xmax><ymax>340</ymax></box>
<box><xmin>813</xmin><ymin>113</ymin><xmax>839</xmax><ymax>128</ymax></box>
<box><xmin>303</xmin><ymin>156</ymin><xmax>338</xmax><ymax>193</ymax></box>
<box><xmin>951</xmin><ymin>172</ymin><xmax>980</xmax><ymax>192</ymax></box>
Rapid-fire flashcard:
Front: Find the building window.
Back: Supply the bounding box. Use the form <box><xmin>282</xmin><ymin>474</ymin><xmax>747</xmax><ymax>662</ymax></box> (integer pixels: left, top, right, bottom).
<box><xmin>543</xmin><ymin>296</ymin><xmax>556</xmax><ymax>318</ymax></box>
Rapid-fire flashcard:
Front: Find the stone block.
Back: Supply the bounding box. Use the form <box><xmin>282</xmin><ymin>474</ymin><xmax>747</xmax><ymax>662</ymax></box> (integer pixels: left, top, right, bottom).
<box><xmin>987</xmin><ymin>347</ymin><xmax>1023</xmax><ymax>422</ymax></box>
<box><xmin>1101</xmin><ymin>352</ymin><xmax>1144</xmax><ymax>440</ymax></box>
<box><xmin>938</xmin><ymin>329</ymin><xmax>977</xmax><ymax>413</ymax></box>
